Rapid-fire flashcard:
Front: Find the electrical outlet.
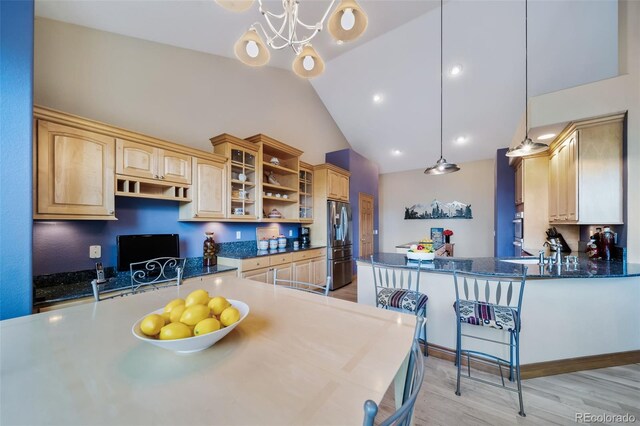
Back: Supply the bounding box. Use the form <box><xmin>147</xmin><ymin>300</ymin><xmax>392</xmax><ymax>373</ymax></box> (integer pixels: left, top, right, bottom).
<box><xmin>89</xmin><ymin>245</ymin><xmax>101</xmax><ymax>259</ymax></box>
<box><xmin>236</xmin><ymin>231</ymin><xmax>241</xmax><ymax>240</ymax></box>
<box><xmin>373</xmin><ymin>230</ymin><xmax>379</xmax><ymax>235</ymax></box>
<box><xmin>289</xmin><ymin>230</ymin><xmax>293</xmax><ymax>237</ymax></box>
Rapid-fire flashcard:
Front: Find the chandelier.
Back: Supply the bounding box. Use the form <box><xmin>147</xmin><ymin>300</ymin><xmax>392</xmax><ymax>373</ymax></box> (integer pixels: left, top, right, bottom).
<box><xmin>215</xmin><ymin>0</ymin><xmax>368</xmax><ymax>78</ymax></box>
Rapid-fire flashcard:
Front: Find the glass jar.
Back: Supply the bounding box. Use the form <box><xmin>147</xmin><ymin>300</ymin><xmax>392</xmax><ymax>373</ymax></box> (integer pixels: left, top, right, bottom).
<box><xmin>203</xmin><ymin>232</ymin><xmax>217</xmax><ymax>267</ymax></box>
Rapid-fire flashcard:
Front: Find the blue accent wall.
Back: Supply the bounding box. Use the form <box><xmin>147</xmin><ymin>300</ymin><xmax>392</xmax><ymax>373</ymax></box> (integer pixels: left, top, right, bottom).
<box><xmin>33</xmin><ymin>197</ymin><xmax>302</xmax><ymax>275</ymax></box>
<box><xmin>494</xmin><ymin>148</ymin><xmax>516</xmax><ymax>257</ymax></box>
<box><xmin>326</xmin><ymin>149</ymin><xmax>380</xmax><ymax>264</ymax></box>
<box><xmin>1</xmin><ymin>0</ymin><xmax>34</xmax><ymax>319</ymax></box>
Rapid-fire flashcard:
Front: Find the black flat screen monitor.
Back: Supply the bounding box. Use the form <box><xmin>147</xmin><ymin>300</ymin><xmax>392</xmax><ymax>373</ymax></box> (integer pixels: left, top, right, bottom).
<box><xmin>117</xmin><ymin>234</ymin><xmax>180</xmax><ymax>271</ymax></box>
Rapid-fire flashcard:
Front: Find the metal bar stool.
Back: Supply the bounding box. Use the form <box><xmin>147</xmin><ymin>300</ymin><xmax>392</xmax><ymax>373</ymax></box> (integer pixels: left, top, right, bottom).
<box><xmin>371</xmin><ymin>256</ymin><xmax>429</xmax><ymax>356</ymax></box>
<box><xmin>452</xmin><ymin>269</ymin><xmax>527</xmax><ymax>417</ymax></box>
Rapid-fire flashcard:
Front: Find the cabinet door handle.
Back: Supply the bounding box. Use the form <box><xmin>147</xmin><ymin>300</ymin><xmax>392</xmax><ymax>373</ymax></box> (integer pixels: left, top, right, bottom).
<box><xmin>108</xmin><ymin>210</ymin><xmax>114</xmax><ymax>215</ymax></box>
<box><xmin>160</xmin><ymin>175</ymin><xmax>165</xmax><ymax>180</ymax></box>
<box><xmin>154</xmin><ymin>174</ymin><xmax>159</xmax><ymax>179</ymax></box>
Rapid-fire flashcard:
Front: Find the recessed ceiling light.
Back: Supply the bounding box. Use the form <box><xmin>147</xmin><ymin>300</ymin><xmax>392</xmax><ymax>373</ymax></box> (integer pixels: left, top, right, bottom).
<box><xmin>537</xmin><ymin>133</ymin><xmax>556</xmax><ymax>141</ymax></box>
<box><xmin>450</xmin><ymin>64</ymin><xmax>463</xmax><ymax>76</ymax></box>
<box><xmin>455</xmin><ymin>136</ymin><xmax>467</xmax><ymax>144</ymax></box>
<box><xmin>373</xmin><ymin>94</ymin><xmax>383</xmax><ymax>104</ymax></box>
<box><xmin>392</xmin><ymin>149</ymin><xmax>402</xmax><ymax>155</ymax></box>
<box><xmin>336</xmin><ymin>40</ymin><xmax>344</xmax><ymax>45</ymax></box>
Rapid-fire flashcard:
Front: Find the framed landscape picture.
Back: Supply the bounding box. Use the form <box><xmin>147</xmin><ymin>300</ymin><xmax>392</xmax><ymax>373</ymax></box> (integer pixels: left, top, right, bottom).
<box><xmin>431</xmin><ymin>227</ymin><xmax>444</xmax><ymax>244</ymax></box>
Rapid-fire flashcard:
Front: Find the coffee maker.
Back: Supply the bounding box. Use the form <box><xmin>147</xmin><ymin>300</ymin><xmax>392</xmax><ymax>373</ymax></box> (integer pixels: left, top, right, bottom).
<box><xmin>299</xmin><ymin>227</ymin><xmax>310</xmax><ymax>247</ymax></box>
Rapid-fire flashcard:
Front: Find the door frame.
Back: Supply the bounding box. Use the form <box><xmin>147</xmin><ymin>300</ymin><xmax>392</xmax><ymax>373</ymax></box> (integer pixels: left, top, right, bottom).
<box><xmin>358</xmin><ymin>192</ymin><xmax>375</xmax><ymax>259</ymax></box>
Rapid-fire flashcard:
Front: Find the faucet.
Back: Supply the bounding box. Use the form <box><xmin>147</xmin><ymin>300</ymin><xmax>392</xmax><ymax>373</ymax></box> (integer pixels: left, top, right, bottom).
<box><xmin>543</xmin><ymin>241</ymin><xmax>563</xmax><ymax>265</ymax></box>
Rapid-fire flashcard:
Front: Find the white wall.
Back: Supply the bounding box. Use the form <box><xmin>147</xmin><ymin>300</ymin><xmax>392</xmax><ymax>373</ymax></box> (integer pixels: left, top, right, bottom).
<box><xmin>525</xmin><ymin>0</ymin><xmax>640</xmax><ymax>262</ymax></box>
<box><xmin>34</xmin><ymin>18</ymin><xmax>350</xmax><ymax>164</ymax></box>
<box><xmin>379</xmin><ymin>159</ymin><xmax>495</xmax><ymax>257</ymax></box>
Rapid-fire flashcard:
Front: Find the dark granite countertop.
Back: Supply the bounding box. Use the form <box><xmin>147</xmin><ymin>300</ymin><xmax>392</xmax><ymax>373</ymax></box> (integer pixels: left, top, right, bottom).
<box><xmin>34</xmin><ymin>257</ymin><xmax>237</xmax><ymax>307</ymax></box>
<box><xmin>357</xmin><ymin>253</ymin><xmax>640</xmax><ymax>279</ymax></box>
<box><xmin>217</xmin><ymin>244</ymin><xmax>326</xmax><ymax>259</ymax></box>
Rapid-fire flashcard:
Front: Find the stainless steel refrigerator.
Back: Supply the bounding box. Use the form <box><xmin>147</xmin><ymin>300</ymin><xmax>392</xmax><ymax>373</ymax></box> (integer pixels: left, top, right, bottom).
<box><xmin>327</xmin><ymin>200</ymin><xmax>353</xmax><ymax>290</ymax></box>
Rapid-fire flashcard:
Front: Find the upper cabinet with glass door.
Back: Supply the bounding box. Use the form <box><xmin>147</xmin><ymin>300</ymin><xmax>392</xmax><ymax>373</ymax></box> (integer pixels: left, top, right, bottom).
<box><xmin>210</xmin><ymin>134</ymin><xmax>259</xmax><ymax>221</ymax></box>
<box><xmin>245</xmin><ymin>134</ymin><xmax>303</xmax><ymax>222</ymax></box>
<box><xmin>299</xmin><ymin>162</ymin><xmax>314</xmax><ymax>223</ymax></box>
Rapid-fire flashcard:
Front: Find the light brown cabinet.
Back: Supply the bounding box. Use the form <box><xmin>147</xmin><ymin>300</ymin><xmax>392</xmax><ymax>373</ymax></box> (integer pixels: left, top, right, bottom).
<box><xmin>35</xmin><ymin>120</ymin><xmax>115</xmax><ymax>219</ymax></box>
<box><xmin>327</xmin><ymin>169</ymin><xmax>349</xmax><ymax>201</ymax></box>
<box><xmin>548</xmin><ymin>115</ymin><xmax>623</xmax><ymax>224</ymax></box>
<box><xmin>116</xmin><ymin>139</ymin><xmax>191</xmax><ymax>184</ymax></box>
<box><xmin>179</xmin><ymin>157</ymin><xmax>227</xmax><ymax>220</ymax></box>
<box><xmin>514</xmin><ymin>160</ymin><xmax>524</xmax><ymax>205</ymax></box>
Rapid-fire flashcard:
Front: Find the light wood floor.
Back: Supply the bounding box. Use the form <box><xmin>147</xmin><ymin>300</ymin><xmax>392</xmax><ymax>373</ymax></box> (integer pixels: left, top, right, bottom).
<box><xmin>331</xmin><ymin>278</ymin><xmax>640</xmax><ymax>425</ymax></box>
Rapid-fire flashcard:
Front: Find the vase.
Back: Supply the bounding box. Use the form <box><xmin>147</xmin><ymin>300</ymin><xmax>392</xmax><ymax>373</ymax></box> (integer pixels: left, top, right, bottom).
<box><xmin>445</xmin><ymin>236</ymin><xmax>451</xmax><ymax>244</ymax></box>
<box><xmin>203</xmin><ymin>232</ymin><xmax>217</xmax><ymax>267</ymax></box>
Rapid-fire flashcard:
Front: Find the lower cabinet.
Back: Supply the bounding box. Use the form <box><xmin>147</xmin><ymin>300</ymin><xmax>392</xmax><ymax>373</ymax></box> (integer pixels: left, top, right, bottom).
<box><xmin>222</xmin><ymin>248</ymin><xmax>326</xmax><ymax>286</ymax></box>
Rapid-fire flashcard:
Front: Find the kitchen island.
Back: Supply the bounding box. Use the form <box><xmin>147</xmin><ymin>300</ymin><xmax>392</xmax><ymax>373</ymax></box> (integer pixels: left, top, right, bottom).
<box><xmin>357</xmin><ymin>253</ymin><xmax>640</xmax><ymax>377</ymax></box>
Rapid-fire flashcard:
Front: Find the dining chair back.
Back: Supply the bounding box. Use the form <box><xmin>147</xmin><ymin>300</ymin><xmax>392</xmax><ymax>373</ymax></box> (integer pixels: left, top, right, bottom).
<box><xmin>363</xmin><ymin>316</ymin><xmax>425</xmax><ymax>426</ymax></box>
<box><xmin>371</xmin><ymin>257</ymin><xmax>429</xmax><ymax>355</ymax></box>
<box><xmin>273</xmin><ymin>269</ymin><xmax>331</xmax><ymax>296</ymax></box>
<box><xmin>452</xmin><ymin>269</ymin><xmax>527</xmax><ymax>416</ymax></box>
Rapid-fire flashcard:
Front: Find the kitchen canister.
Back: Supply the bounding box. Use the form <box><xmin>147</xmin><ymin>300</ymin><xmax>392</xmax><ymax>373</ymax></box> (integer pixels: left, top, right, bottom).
<box><xmin>269</xmin><ymin>238</ymin><xmax>278</xmax><ymax>250</ymax></box>
<box><xmin>278</xmin><ymin>235</ymin><xmax>287</xmax><ymax>249</ymax></box>
<box><xmin>258</xmin><ymin>239</ymin><xmax>269</xmax><ymax>250</ymax></box>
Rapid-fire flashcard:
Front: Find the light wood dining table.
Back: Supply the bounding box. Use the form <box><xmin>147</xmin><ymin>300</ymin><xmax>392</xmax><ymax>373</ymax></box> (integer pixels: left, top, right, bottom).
<box><xmin>1</xmin><ymin>276</ymin><xmax>416</xmax><ymax>425</ymax></box>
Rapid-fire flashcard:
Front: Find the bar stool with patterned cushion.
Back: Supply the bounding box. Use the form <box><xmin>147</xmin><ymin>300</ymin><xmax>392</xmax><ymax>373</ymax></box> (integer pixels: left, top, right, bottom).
<box><xmin>453</xmin><ymin>269</ymin><xmax>527</xmax><ymax>416</ymax></box>
<box><xmin>371</xmin><ymin>256</ymin><xmax>429</xmax><ymax>356</ymax></box>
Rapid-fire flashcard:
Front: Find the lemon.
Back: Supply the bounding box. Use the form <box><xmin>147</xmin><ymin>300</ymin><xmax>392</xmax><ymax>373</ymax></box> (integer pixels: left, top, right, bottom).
<box><xmin>164</xmin><ymin>298</ymin><xmax>185</xmax><ymax>313</ymax></box>
<box><xmin>161</xmin><ymin>312</ymin><xmax>171</xmax><ymax>324</ymax></box>
<box><xmin>159</xmin><ymin>322</ymin><xmax>192</xmax><ymax>340</ymax></box>
<box><xmin>169</xmin><ymin>304</ymin><xmax>187</xmax><ymax>323</ymax></box>
<box><xmin>194</xmin><ymin>318</ymin><xmax>221</xmax><ymax>336</ymax></box>
<box><xmin>185</xmin><ymin>289</ymin><xmax>210</xmax><ymax>307</ymax></box>
<box><xmin>220</xmin><ymin>306</ymin><xmax>241</xmax><ymax>327</ymax></box>
<box><xmin>140</xmin><ymin>314</ymin><xmax>165</xmax><ymax>336</ymax></box>
<box><xmin>180</xmin><ymin>304</ymin><xmax>210</xmax><ymax>326</ymax></box>
<box><xmin>208</xmin><ymin>296</ymin><xmax>231</xmax><ymax>316</ymax></box>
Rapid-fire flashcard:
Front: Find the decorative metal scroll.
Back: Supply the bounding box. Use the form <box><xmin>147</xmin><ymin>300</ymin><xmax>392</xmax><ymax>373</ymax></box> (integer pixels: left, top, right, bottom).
<box><xmin>130</xmin><ymin>257</ymin><xmax>186</xmax><ymax>293</ymax></box>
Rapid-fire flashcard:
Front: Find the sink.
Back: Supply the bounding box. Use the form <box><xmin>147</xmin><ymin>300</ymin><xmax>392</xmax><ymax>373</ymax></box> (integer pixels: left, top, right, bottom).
<box><xmin>501</xmin><ymin>258</ymin><xmax>540</xmax><ymax>265</ymax></box>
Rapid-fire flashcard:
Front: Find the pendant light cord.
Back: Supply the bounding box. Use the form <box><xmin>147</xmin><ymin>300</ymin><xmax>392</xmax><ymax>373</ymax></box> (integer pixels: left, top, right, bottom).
<box><xmin>524</xmin><ymin>0</ymin><xmax>528</xmax><ymax>139</ymax></box>
<box><xmin>440</xmin><ymin>0</ymin><xmax>443</xmax><ymax>159</ymax></box>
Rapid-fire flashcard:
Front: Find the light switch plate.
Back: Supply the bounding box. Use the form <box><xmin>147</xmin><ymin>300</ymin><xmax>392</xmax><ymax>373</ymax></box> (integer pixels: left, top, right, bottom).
<box><xmin>89</xmin><ymin>245</ymin><xmax>101</xmax><ymax>259</ymax></box>
<box><xmin>289</xmin><ymin>230</ymin><xmax>293</xmax><ymax>237</ymax></box>
<box><xmin>373</xmin><ymin>230</ymin><xmax>379</xmax><ymax>235</ymax></box>
<box><xmin>236</xmin><ymin>231</ymin><xmax>241</xmax><ymax>240</ymax></box>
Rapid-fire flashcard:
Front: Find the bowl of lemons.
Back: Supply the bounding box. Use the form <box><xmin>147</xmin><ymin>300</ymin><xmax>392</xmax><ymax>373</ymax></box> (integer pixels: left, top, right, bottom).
<box><xmin>132</xmin><ymin>289</ymin><xmax>249</xmax><ymax>354</ymax></box>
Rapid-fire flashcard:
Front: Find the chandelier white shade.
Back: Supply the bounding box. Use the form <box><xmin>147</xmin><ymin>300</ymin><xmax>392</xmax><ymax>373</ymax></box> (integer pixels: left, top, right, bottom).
<box><xmin>216</xmin><ymin>0</ymin><xmax>367</xmax><ymax>78</ymax></box>
<box><xmin>215</xmin><ymin>0</ymin><xmax>254</xmax><ymax>13</ymax></box>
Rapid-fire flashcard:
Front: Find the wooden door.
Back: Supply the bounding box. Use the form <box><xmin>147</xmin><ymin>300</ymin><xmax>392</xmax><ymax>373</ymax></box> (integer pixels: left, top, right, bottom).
<box><xmin>566</xmin><ymin>133</ymin><xmax>578</xmax><ymax>221</ymax></box>
<box><xmin>192</xmin><ymin>158</ymin><xmax>226</xmax><ymax>219</ymax></box>
<box><xmin>158</xmin><ymin>149</ymin><xmax>191</xmax><ymax>184</ymax></box>
<box><xmin>557</xmin><ymin>143</ymin><xmax>568</xmax><ymax>220</ymax></box>
<box><xmin>271</xmin><ymin>264</ymin><xmax>293</xmax><ymax>284</ymax></box>
<box><xmin>242</xmin><ymin>267</ymin><xmax>271</xmax><ymax>283</ymax></box>
<box><xmin>548</xmin><ymin>151</ymin><xmax>559</xmax><ymax>221</ymax></box>
<box><xmin>37</xmin><ymin>121</ymin><xmax>115</xmax><ymax>217</ymax></box>
<box><xmin>116</xmin><ymin>139</ymin><xmax>156</xmax><ymax>180</ymax></box>
<box><xmin>514</xmin><ymin>161</ymin><xmax>523</xmax><ymax>205</ymax></box>
<box><xmin>311</xmin><ymin>257</ymin><xmax>327</xmax><ymax>285</ymax></box>
<box><xmin>327</xmin><ymin>170</ymin><xmax>341</xmax><ymax>200</ymax></box>
<box><xmin>293</xmin><ymin>261</ymin><xmax>311</xmax><ymax>283</ymax></box>
<box><xmin>340</xmin><ymin>175</ymin><xmax>350</xmax><ymax>201</ymax></box>
<box><xmin>359</xmin><ymin>193</ymin><xmax>374</xmax><ymax>259</ymax></box>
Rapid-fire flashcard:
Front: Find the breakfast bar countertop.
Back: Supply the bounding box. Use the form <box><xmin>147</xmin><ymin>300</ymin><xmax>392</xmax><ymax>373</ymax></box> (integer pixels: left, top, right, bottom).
<box><xmin>33</xmin><ymin>258</ymin><xmax>237</xmax><ymax>307</ymax></box>
<box><xmin>358</xmin><ymin>252</ymin><xmax>640</xmax><ymax>279</ymax></box>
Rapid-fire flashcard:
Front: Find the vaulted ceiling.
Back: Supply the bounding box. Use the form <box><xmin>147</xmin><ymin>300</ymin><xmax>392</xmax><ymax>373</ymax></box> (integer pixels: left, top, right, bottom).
<box><xmin>35</xmin><ymin>0</ymin><xmax>619</xmax><ymax>173</ymax></box>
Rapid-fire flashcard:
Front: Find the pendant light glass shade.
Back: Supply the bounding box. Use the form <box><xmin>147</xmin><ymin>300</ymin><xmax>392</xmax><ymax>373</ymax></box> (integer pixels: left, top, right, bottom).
<box><xmin>234</xmin><ymin>28</ymin><xmax>270</xmax><ymax>67</ymax></box>
<box><xmin>424</xmin><ymin>157</ymin><xmax>461</xmax><ymax>175</ymax></box>
<box><xmin>215</xmin><ymin>0</ymin><xmax>254</xmax><ymax>13</ymax></box>
<box><xmin>292</xmin><ymin>44</ymin><xmax>325</xmax><ymax>79</ymax></box>
<box><xmin>327</xmin><ymin>0</ymin><xmax>368</xmax><ymax>42</ymax></box>
<box><xmin>505</xmin><ymin>137</ymin><xmax>549</xmax><ymax>157</ymax></box>
<box><xmin>424</xmin><ymin>0</ymin><xmax>460</xmax><ymax>176</ymax></box>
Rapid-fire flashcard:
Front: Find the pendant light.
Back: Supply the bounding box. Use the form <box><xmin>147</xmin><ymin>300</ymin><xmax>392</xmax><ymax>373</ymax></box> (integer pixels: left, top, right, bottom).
<box><xmin>506</xmin><ymin>0</ymin><xmax>549</xmax><ymax>157</ymax></box>
<box><xmin>425</xmin><ymin>0</ymin><xmax>460</xmax><ymax>175</ymax></box>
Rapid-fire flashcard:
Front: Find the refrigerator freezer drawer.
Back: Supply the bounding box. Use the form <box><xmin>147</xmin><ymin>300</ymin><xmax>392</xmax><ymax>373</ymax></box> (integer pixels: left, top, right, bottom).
<box><xmin>330</xmin><ymin>258</ymin><xmax>353</xmax><ymax>290</ymax></box>
<box><xmin>328</xmin><ymin>245</ymin><xmax>352</xmax><ymax>260</ymax></box>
